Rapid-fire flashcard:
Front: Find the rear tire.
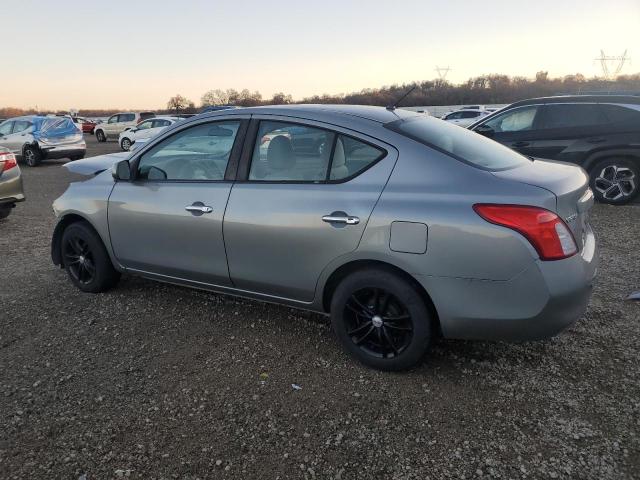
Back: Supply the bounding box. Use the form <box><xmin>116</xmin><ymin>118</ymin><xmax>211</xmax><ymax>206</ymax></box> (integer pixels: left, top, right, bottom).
<box><xmin>23</xmin><ymin>145</ymin><xmax>41</xmax><ymax>167</ymax></box>
<box><xmin>590</xmin><ymin>157</ymin><xmax>639</xmax><ymax>205</ymax></box>
<box><xmin>330</xmin><ymin>268</ymin><xmax>433</xmax><ymax>371</ymax></box>
<box><xmin>61</xmin><ymin>222</ymin><xmax>120</xmax><ymax>293</ymax></box>
<box><xmin>95</xmin><ymin>130</ymin><xmax>106</xmax><ymax>143</ymax></box>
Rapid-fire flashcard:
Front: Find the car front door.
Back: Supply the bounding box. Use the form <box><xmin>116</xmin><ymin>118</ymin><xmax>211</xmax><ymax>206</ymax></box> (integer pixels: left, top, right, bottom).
<box><xmin>472</xmin><ymin>105</ymin><xmax>542</xmax><ymax>157</ymax></box>
<box><xmin>108</xmin><ymin>117</ymin><xmax>248</xmax><ymax>286</ymax></box>
<box><xmin>223</xmin><ymin>118</ymin><xmax>397</xmax><ymax>302</ymax></box>
<box><xmin>133</xmin><ymin>119</ymin><xmax>154</xmax><ymax>141</ymax></box>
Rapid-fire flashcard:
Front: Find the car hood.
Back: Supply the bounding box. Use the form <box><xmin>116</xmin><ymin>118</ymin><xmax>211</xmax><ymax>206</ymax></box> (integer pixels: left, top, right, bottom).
<box><xmin>63</xmin><ymin>152</ymin><xmax>130</xmax><ymax>176</ymax></box>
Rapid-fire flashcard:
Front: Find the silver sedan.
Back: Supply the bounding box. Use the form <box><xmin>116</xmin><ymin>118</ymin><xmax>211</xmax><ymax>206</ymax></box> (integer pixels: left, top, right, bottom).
<box><xmin>51</xmin><ymin>105</ymin><xmax>598</xmax><ymax>370</ymax></box>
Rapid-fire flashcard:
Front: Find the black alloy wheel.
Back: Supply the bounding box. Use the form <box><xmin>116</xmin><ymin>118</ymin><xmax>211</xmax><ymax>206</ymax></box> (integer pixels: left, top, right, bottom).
<box><xmin>331</xmin><ymin>268</ymin><xmax>433</xmax><ymax>371</ymax></box>
<box><xmin>344</xmin><ymin>287</ymin><xmax>413</xmax><ymax>359</ymax></box>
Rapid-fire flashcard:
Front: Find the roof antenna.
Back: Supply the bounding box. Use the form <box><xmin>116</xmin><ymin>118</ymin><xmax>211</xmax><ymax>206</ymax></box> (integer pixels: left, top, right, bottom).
<box><xmin>386</xmin><ymin>84</ymin><xmax>417</xmax><ymax>111</ymax></box>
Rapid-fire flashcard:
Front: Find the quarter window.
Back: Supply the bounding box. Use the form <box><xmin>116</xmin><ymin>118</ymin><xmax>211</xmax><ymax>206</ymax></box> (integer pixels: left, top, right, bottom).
<box><xmin>137</xmin><ymin>121</ymin><xmax>240</xmax><ymax>181</ymax></box>
<box><xmin>331</xmin><ymin>135</ymin><xmax>384</xmax><ymax>181</ymax></box>
<box><xmin>483</xmin><ymin>106</ymin><xmax>539</xmax><ymax>132</ymax></box>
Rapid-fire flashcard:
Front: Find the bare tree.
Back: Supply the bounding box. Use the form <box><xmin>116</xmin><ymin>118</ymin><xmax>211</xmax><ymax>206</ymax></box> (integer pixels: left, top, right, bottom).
<box><xmin>167</xmin><ymin>94</ymin><xmax>192</xmax><ymax>113</ymax></box>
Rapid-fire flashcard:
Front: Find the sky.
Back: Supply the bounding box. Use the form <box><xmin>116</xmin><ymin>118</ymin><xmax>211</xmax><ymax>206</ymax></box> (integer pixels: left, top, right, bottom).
<box><xmin>2</xmin><ymin>0</ymin><xmax>639</xmax><ymax>110</ymax></box>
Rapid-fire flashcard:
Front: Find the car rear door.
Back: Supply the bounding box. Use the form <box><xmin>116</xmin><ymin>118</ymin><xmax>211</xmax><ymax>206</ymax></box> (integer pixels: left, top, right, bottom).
<box><xmin>223</xmin><ymin>117</ymin><xmax>397</xmax><ymax>302</ymax></box>
<box><xmin>108</xmin><ymin>117</ymin><xmax>248</xmax><ymax>286</ymax></box>
<box><xmin>525</xmin><ymin>103</ymin><xmax>607</xmax><ymax>163</ymax></box>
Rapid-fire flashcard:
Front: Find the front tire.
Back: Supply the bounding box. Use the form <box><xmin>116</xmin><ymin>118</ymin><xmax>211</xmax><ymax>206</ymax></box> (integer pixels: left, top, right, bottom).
<box><xmin>61</xmin><ymin>222</ymin><xmax>120</xmax><ymax>293</ymax></box>
<box><xmin>120</xmin><ymin>137</ymin><xmax>132</xmax><ymax>151</ymax></box>
<box><xmin>23</xmin><ymin>145</ymin><xmax>41</xmax><ymax>167</ymax></box>
<box><xmin>330</xmin><ymin>268</ymin><xmax>433</xmax><ymax>371</ymax></box>
<box><xmin>590</xmin><ymin>157</ymin><xmax>639</xmax><ymax>205</ymax></box>
<box><xmin>95</xmin><ymin>130</ymin><xmax>106</xmax><ymax>142</ymax></box>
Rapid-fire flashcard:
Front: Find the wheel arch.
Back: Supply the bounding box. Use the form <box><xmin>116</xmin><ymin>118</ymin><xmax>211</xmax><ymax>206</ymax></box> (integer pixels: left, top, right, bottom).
<box><xmin>51</xmin><ymin>213</ymin><xmax>105</xmax><ymax>267</ymax></box>
<box><xmin>320</xmin><ymin>259</ymin><xmax>441</xmax><ymax>335</ymax></box>
<box><xmin>582</xmin><ymin>148</ymin><xmax>640</xmax><ymax>172</ymax></box>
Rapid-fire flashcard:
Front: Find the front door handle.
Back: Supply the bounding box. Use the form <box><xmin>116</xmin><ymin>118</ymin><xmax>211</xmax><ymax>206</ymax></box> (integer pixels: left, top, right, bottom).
<box><xmin>322</xmin><ymin>214</ymin><xmax>360</xmax><ymax>225</ymax></box>
<box><xmin>587</xmin><ymin>137</ymin><xmax>606</xmax><ymax>144</ymax></box>
<box><xmin>185</xmin><ymin>202</ymin><xmax>213</xmax><ymax>215</ymax></box>
<box><xmin>511</xmin><ymin>141</ymin><xmax>530</xmax><ymax>148</ymax></box>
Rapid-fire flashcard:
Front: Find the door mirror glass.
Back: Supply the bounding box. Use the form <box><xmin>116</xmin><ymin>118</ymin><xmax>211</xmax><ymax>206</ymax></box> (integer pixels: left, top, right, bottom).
<box><xmin>112</xmin><ymin>159</ymin><xmax>131</xmax><ymax>181</ymax></box>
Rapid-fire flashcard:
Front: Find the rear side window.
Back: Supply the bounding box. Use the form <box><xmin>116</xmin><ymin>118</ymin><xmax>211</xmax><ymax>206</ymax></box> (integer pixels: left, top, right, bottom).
<box><xmin>387</xmin><ymin>116</ymin><xmax>530</xmax><ymax>171</ymax></box>
<box><xmin>539</xmin><ymin>104</ymin><xmax>604</xmax><ymax>129</ymax></box>
<box><xmin>600</xmin><ymin>104</ymin><xmax>640</xmax><ymax>124</ymax></box>
<box><xmin>248</xmin><ymin>121</ymin><xmax>384</xmax><ymax>182</ymax></box>
<box><xmin>139</xmin><ymin>112</ymin><xmax>155</xmax><ymax>121</ymax></box>
<box><xmin>120</xmin><ymin>113</ymin><xmax>135</xmax><ymax>122</ymax></box>
<box><xmin>12</xmin><ymin>120</ymin><xmax>32</xmax><ymax>133</ymax></box>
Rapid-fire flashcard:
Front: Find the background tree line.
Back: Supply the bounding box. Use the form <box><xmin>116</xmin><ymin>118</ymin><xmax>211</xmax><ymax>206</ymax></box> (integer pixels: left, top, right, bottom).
<box><xmin>2</xmin><ymin>72</ymin><xmax>639</xmax><ymax>118</ymax></box>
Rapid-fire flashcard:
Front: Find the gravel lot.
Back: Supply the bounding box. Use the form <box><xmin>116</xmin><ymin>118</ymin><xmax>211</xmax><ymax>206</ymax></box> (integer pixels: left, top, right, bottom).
<box><xmin>1</xmin><ymin>135</ymin><xmax>639</xmax><ymax>479</ymax></box>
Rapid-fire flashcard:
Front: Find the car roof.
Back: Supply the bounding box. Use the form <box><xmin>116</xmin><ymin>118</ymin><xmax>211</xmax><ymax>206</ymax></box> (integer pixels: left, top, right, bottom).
<box><xmin>509</xmin><ymin>95</ymin><xmax>640</xmax><ymax>107</ymax></box>
<box><xmin>197</xmin><ymin>104</ymin><xmax>420</xmax><ymax>124</ymax></box>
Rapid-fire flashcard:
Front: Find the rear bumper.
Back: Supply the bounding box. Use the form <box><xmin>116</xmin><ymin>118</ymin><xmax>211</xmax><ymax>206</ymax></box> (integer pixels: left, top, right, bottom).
<box><xmin>41</xmin><ymin>143</ymin><xmax>86</xmax><ymax>159</ymax></box>
<box><xmin>421</xmin><ymin>224</ymin><xmax>598</xmax><ymax>341</ymax></box>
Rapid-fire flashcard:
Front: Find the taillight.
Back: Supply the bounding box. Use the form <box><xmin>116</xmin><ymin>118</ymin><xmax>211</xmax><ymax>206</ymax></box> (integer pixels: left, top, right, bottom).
<box><xmin>0</xmin><ymin>151</ymin><xmax>17</xmax><ymax>173</ymax></box>
<box><xmin>473</xmin><ymin>204</ymin><xmax>577</xmax><ymax>261</ymax></box>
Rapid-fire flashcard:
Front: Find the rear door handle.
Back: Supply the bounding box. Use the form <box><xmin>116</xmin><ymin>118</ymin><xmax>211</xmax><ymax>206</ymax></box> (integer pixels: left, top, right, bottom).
<box><xmin>185</xmin><ymin>202</ymin><xmax>213</xmax><ymax>215</ymax></box>
<box><xmin>587</xmin><ymin>137</ymin><xmax>606</xmax><ymax>144</ymax></box>
<box><xmin>511</xmin><ymin>141</ymin><xmax>530</xmax><ymax>148</ymax></box>
<box><xmin>322</xmin><ymin>214</ymin><xmax>360</xmax><ymax>225</ymax></box>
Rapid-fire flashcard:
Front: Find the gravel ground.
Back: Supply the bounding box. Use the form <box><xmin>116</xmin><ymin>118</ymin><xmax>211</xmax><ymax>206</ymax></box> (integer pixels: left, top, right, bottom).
<box><xmin>1</xmin><ymin>136</ymin><xmax>639</xmax><ymax>479</ymax></box>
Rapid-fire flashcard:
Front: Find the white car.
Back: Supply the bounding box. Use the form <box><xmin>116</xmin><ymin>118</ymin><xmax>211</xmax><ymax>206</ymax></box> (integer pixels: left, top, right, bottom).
<box><xmin>118</xmin><ymin>117</ymin><xmax>181</xmax><ymax>151</ymax></box>
<box><xmin>441</xmin><ymin>109</ymin><xmax>489</xmax><ymax>127</ymax></box>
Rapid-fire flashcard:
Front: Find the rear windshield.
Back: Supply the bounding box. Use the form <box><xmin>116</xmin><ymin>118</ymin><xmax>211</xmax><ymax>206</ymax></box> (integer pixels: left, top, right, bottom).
<box><xmin>385</xmin><ymin>116</ymin><xmax>530</xmax><ymax>171</ymax></box>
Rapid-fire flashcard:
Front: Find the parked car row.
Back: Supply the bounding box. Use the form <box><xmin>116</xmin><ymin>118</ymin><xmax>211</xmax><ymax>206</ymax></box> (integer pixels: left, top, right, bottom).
<box><xmin>0</xmin><ymin>116</ymin><xmax>86</xmax><ymax>166</ymax></box>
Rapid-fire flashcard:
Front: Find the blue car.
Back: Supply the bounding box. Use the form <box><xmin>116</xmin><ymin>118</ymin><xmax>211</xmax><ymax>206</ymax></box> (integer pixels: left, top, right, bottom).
<box><xmin>0</xmin><ymin>116</ymin><xmax>86</xmax><ymax>167</ymax></box>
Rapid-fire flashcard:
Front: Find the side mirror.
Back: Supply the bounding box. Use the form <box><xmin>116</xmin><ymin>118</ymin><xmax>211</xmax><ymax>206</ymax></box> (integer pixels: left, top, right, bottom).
<box><xmin>112</xmin><ymin>159</ymin><xmax>131</xmax><ymax>181</ymax></box>
<box><xmin>474</xmin><ymin>124</ymin><xmax>495</xmax><ymax>137</ymax></box>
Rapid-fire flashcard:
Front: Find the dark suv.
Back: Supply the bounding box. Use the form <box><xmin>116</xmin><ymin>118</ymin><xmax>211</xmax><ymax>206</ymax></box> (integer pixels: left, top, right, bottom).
<box><xmin>469</xmin><ymin>95</ymin><xmax>640</xmax><ymax>204</ymax></box>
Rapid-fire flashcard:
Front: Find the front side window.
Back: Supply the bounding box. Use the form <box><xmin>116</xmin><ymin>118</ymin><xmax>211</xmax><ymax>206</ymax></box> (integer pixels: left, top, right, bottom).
<box><xmin>153</xmin><ymin>119</ymin><xmax>171</xmax><ymax>128</ymax></box>
<box><xmin>108</xmin><ymin>115</ymin><xmax>118</xmax><ymax>124</ymax></box>
<box><xmin>137</xmin><ymin>121</ymin><xmax>240</xmax><ymax>181</ymax></box>
<box><xmin>482</xmin><ymin>106</ymin><xmax>539</xmax><ymax>132</ymax></box>
<box><xmin>539</xmin><ymin>104</ymin><xmax>604</xmax><ymax>129</ymax></box>
<box><xmin>445</xmin><ymin>112</ymin><xmax>462</xmax><ymax>120</ymax></box>
<box><xmin>387</xmin><ymin>116</ymin><xmax>530</xmax><ymax>171</ymax></box>
<box><xmin>0</xmin><ymin>121</ymin><xmax>13</xmax><ymax>135</ymax></box>
<box><xmin>249</xmin><ymin>121</ymin><xmax>335</xmax><ymax>181</ymax></box>
<box><xmin>136</xmin><ymin>120</ymin><xmax>153</xmax><ymax>130</ymax></box>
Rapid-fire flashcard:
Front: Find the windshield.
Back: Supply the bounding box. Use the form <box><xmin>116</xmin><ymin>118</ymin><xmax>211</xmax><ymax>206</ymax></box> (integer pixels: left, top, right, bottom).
<box><xmin>386</xmin><ymin>116</ymin><xmax>530</xmax><ymax>171</ymax></box>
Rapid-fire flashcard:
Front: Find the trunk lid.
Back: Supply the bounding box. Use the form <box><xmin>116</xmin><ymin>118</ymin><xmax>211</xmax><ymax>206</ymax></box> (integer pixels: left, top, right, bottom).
<box><xmin>492</xmin><ymin>159</ymin><xmax>593</xmax><ymax>249</ymax></box>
